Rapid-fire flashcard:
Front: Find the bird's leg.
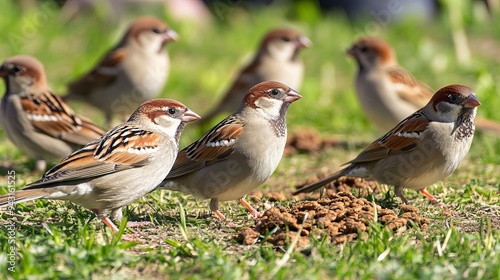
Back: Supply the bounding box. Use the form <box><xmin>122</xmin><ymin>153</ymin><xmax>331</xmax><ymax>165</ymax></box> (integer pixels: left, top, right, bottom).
<box><xmin>213</xmin><ymin>210</ymin><xmax>227</xmax><ymax>220</ymax></box>
<box><xmin>99</xmin><ymin>212</ymin><xmax>143</xmax><ymax>241</ymax></box>
<box><xmin>395</xmin><ymin>186</ymin><xmax>410</xmax><ymax>204</ymax></box>
<box><xmin>101</xmin><ymin>217</ymin><xmax>119</xmax><ymax>232</ymax></box>
<box><xmin>210</xmin><ymin>198</ymin><xmax>226</xmax><ymax>220</ymax></box>
<box><xmin>419</xmin><ymin>188</ymin><xmax>440</xmax><ymax>204</ymax></box>
<box><xmin>93</xmin><ymin>209</ymin><xmax>119</xmax><ymax>232</ymax></box>
<box><xmin>239</xmin><ymin>196</ymin><xmax>262</xmax><ymax>218</ymax></box>
<box><xmin>110</xmin><ymin>208</ymin><xmax>123</xmax><ymax>223</ymax></box>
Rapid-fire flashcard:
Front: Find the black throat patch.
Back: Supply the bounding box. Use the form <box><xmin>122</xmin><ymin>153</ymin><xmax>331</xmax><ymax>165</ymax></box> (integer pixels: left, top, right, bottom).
<box><xmin>175</xmin><ymin>122</ymin><xmax>186</xmax><ymax>144</ymax></box>
<box><xmin>269</xmin><ymin>102</ymin><xmax>290</xmax><ymax>137</ymax></box>
<box><xmin>454</xmin><ymin>108</ymin><xmax>475</xmax><ymax>140</ymax></box>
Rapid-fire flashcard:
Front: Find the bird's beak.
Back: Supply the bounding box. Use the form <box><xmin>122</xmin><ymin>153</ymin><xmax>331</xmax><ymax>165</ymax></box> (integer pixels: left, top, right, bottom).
<box><xmin>163</xmin><ymin>29</ymin><xmax>179</xmax><ymax>44</ymax></box>
<box><xmin>346</xmin><ymin>46</ymin><xmax>357</xmax><ymax>57</ymax></box>
<box><xmin>181</xmin><ymin>109</ymin><xmax>201</xmax><ymax>123</ymax></box>
<box><xmin>296</xmin><ymin>36</ymin><xmax>312</xmax><ymax>48</ymax></box>
<box><xmin>0</xmin><ymin>65</ymin><xmax>8</xmax><ymax>78</ymax></box>
<box><xmin>284</xmin><ymin>89</ymin><xmax>302</xmax><ymax>103</ymax></box>
<box><xmin>462</xmin><ymin>94</ymin><xmax>481</xmax><ymax>108</ymax></box>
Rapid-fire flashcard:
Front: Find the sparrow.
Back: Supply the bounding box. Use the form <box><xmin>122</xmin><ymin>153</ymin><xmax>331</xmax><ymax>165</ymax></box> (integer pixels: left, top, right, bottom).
<box><xmin>347</xmin><ymin>37</ymin><xmax>500</xmax><ymax>135</ymax></box>
<box><xmin>66</xmin><ymin>16</ymin><xmax>179</xmax><ymax>125</ymax></box>
<box><xmin>293</xmin><ymin>85</ymin><xmax>479</xmax><ymax>205</ymax></box>
<box><xmin>0</xmin><ymin>99</ymin><xmax>200</xmax><ymax>232</ymax></box>
<box><xmin>158</xmin><ymin>81</ymin><xmax>302</xmax><ymax>220</ymax></box>
<box><xmin>198</xmin><ymin>28</ymin><xmax>310</xmax><ymax>126</ymax></box>
<box><xmin>0</xmin><ymin>55</ymin><xmax>105</xmax><ymax>172</ymax></box>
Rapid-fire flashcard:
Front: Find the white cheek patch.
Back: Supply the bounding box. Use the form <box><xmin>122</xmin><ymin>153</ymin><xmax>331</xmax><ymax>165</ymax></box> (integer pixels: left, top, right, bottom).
<box><xmin>435</xmin><ymin>103</ymin><xmax>462</xmax><ymax>122</ymax></box>
<box><xmin>138</xmin><ymin>33</ymin><xmax>164</xmax><ymax>53</ymax></box>
<box><xmin>254</xmin><ymin>97</ymin><xmax>282</xmax><ymax>119</ymax></box>
<box><xmin>27</xmin><ymin>114</ymin><xmax>59</xmax><ymax>122</ymax></box>
<box><xmin>155</xmin><ymin>116</ymin><xmax>181</xmax><ymax>136</ymax></box>
<box><xmin>345</xmin><ymin>166</ymin><xmax>369</xmax><ymax>177</ymax></box>
<box><xmin>15</xmin><ymin>76</ymin><xmax>34</xmax><ymax>89</ymax></box>
<box><xmin>206</xmin><ymin>139</ymin><xmax>235</xmax><ymax>147</ymax></box>
<box><xmin>268</xmin><ymin>42</ymin><xmax>296</xmax><ymax>61</ymax></box>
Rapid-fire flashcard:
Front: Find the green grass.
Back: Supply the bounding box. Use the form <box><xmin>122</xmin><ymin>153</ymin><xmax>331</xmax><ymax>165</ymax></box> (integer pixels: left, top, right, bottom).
<box><xmin>0</xmin><ymin>1</ymin><xmax>499</xmax><ymax>279</ymax></box>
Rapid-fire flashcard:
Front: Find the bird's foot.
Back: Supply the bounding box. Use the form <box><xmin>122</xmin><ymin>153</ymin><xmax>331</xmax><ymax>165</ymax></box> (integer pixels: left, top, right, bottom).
<box><xmin>419</xmin><ymin>188</ymin><xmax>445</xmax><ymax>207</ymax></box>
<box><xmin>239</xmin><ymin>196</ymin><xmax>262</xmax><ymax>218</ymax></box>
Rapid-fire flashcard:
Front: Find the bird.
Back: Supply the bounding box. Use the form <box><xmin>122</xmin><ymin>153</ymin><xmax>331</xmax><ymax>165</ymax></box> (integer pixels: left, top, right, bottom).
<box><xmin>0</xmin><ymin>99</ymin><xmax>200</xmax><ymax>232</ymax></box>
<box><xmin>0</xmin><ymin>55</ymin><xmax>105</xmax><ymax>172</ymax></box>
<box><xmin>198</xmin><ymin>28</ymin><xmax>310</xmax><ymax>126</ymax></box>
<box><xmin>347</xmin><ymin>37</ymin><xmax>500</xmax><ymax>135</ymax></box>
<box><xmin>158</xmin><ymin>81</ymin><xmax>302</xmax><ymax>220</ymax></box>
<box><xmin>293</xmin><ymin>85</ymin><xmax>479</xmax><ymax>205</ymax></box>
<box><xmin>66</xmin><ymin>16</ymin><xmax>179</xmax><ymax>126</ymax></box>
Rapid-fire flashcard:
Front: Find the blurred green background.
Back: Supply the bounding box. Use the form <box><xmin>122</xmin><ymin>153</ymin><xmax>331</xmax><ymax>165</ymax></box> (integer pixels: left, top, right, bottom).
<box><xmin>0</xmin><ymin>1</ymin><xmax>499</xmax><ymax>279</ymax></box>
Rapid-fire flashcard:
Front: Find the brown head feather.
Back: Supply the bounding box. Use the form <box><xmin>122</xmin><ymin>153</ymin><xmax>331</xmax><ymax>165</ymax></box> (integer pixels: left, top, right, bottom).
<box><xmin>122</xmin><ymin>16</ymin><xmax>174</xmax><ymax>46</ymax></box>
<box><xmin>260</xmin><ymin>28</ymin><xmax>311</xmax><ymax>49</ymax></box>
<box><xmin>429</xmin><ymin>85</ymin><xmax>479</xmax><ymax>111</ymax></box>
<box><xmin>347</xmin><ymin>37</ymin><xmax>397</xmax><ymax>67</ymax></box>
<box><xmin>243</xmin><ymin>81</ymin><xmax>292</xmax><ymax>109</ymax></box>
<box><xmin>0</xmin><ymin>55</ymin><xmax>48</xmax><ymax>89</ymax></box>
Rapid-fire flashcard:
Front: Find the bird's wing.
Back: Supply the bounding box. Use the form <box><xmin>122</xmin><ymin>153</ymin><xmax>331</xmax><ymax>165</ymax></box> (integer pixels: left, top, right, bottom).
<box><xmin>25</xmin><ymin>125</ymin><xmax>160</xmax><ymax>188</ymax></box>
<box><xmin>166</xmin><ymin>115</ymin><xmax>244</xmax><ymax>178</ymax></box>
<box><xmin>21</xmin><ymin>91</ymin><xmax>104</xmax><ymax>144</ymax></box>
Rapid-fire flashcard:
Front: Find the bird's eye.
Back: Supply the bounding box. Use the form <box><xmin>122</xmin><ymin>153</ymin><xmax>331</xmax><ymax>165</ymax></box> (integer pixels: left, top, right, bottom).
<box><xmin>13</xmin><ymin>65</ymin><xmax>23</xmax><ymax>74</ymax></box>
<box><xmin>449</xmin><ymin>94</ymin><xmax>458</xmax><ymax>102</ymax></box>
<box><xmin>281</xmin><ymin>36</ymin><xmax>291</xmax><ymax>42</ymax></box>
<box><xmin>168</xmin><ymin>108</ymin><xmax>176</xmax><ymax>115</ymax></box>
<box><xmin>152</xmin><ymin>27</ymin><xmax>162</xmax><ymax>34</ymax></box>
<box><xmin>270</xmin><ymin>89</ymin><xmax>280</xmax><ymax>96</ymax></box>
<box><xmin>359</xmin><ymin>46</ymin><xmax>369</xmax><ymax>52</ymax></box>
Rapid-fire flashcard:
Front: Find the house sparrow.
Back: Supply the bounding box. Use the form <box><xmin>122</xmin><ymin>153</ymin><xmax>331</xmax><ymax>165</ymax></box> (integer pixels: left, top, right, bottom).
<box><xmin>347</xmin><ymin>37</ymin><xmax>500</xmax><ymax>135</ymax></box>
<box><xmin>198</xmin><ymin>28</ymin><xmax>310</xmax><ymax>126</ymax></box>
<box><xmin>293</xmin><ymin>85</ymin><xmax>479</xmax><ymax>205</ymax></box>
<box><xmin>158</xmin><ymin>81</ymin><xmax>302</xmax><ymax>220</ymax></box>
<box><xmin>66</xmin><ymin>16</ymin><xmax>179</xmax><ymax>125</ymax></box>
<box><xmin>0</xmin><ymin>55</ymin><xmax>105</xmax><ymax>172</ymax></box>
<box><xmin>0</xmin><ymin>99</ymin><xmax>200</xmax><ymax>232</ymax></box>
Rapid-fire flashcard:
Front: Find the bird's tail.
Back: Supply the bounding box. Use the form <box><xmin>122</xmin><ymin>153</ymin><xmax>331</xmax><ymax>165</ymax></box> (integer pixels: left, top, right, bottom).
<box><xmin>0</xmin><ymin>189</ymin><xmax>46</xmax><ymax>207</ymax></box>
<box><xmin>292</xmin><ymin>168</ymin><xmax>346</xmax><ymax>195</ymax></box>
<box><xmin>475</xmin><ymin>116</ymin><xmax>500</xmax><ymax>136</ymax></box>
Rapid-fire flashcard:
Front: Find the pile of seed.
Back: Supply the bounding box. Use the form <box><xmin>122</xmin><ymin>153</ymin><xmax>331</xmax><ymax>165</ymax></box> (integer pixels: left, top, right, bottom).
<box><xmin>237</xmin><ymin>192</ymin><xmax>429</xmax><ymax>247</ymax></box>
